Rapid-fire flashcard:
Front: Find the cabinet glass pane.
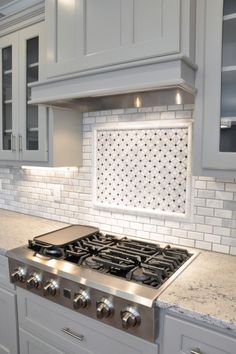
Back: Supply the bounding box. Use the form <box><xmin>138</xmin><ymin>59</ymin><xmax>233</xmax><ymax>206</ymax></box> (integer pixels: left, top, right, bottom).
<box><xmin>2</xmin><ymin>46</ymin><xmax>12</xmax><ymax>71</ymax></box>
<box><xmin>27</xmin><ymin>37</ymin><xmax>39</xmax><ymax>65</ymax></box>
<box><xmin>222</xmin><ymin>18</ymin><xmax>236</xmax><ymax>67</ymax></box>
<box><xmin>220</xmin><ymin>1</ymin><xmax>236</xmax><ymax>152</ymax></box>
<box><xmin>2</xmin><ymin>46</ymin><xmax>12</xmax><ymax>151</ymax></box>
<box><xmin>223</xmin><ymin>0</ymin><xmax>236</xmax><ymax>16</ymax></box>
<box><xmin>3</xmin><ymin>73</ymin><xmax>12</xmax><ymax>101</ymax></box>
<box><xmin>26</xmin><ymin>37</ymin><xmax>39</xmax><ymax>151</ymax></box>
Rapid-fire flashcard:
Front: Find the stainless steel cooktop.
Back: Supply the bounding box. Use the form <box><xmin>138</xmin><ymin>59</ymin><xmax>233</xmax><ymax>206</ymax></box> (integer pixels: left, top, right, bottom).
<box><xmin>7</xmin><ymin>225</ymin><xmax>198</xmax><ymax>342</ymax></box>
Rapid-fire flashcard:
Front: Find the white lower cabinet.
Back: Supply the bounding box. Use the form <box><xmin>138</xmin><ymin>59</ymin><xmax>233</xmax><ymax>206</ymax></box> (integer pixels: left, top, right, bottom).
<box><xmin>0</xmin><ymin>255</ymin><xmax>18</xmax><ymax>354</ymax></box>
<box><xmin>162</xmin><ymin>315</ymin><xmax>236</xmax><ymax>354</ymax></box>
<box><xmin>17</xmin><ymin>288</ymin><xmax>158</xmax><ymax>354</ymax></box>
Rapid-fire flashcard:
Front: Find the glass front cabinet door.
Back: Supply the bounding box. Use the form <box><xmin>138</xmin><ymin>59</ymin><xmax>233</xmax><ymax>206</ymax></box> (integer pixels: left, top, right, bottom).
<box><xmin>0</xmin><ymin>22</ymin><xmax>47</xmax><ymax>163</ymax></box>
<box><xmin>195</xmin><ymin>0</ymin><xmax>236</xmax><ymax>176</ymax></box>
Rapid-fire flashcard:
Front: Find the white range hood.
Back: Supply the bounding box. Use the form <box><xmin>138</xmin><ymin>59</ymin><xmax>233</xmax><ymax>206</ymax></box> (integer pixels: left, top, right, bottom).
<box><xmin>29</xmin><ymin>57</ymin><xmax>196</xmax><ymax>107</ymax></box>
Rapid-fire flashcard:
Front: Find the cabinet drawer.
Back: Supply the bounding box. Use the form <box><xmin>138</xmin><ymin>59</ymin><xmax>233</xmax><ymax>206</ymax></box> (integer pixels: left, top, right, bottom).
<box><xmin>163</xmin><ymin>315</ymin><xmax>236</xmax><ymax>354</ymax></box>
<box><xmin>0</xmin><ymin>255</ymin><xmax>14</xmax><ymax>290</ymax></box>
<box><xmin>18</xmin><ymin>288</ymin><xmax>158</xmax><ymax>354</ymax></box>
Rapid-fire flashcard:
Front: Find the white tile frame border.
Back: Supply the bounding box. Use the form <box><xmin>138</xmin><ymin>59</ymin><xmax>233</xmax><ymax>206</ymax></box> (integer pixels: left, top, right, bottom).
<box><xmin>93</xmin><ymin>119</ymin><xmax>193</xmax><ymax>222</ymax></box>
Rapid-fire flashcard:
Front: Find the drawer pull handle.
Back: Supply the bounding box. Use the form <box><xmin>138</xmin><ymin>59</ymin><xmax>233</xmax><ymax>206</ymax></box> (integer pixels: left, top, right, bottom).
<box><xmin>61</xmin><ymin>327</ymin><xmax>84</xmax><ymax>341</ymax></box>
<box><xmin>190</xmin><ymin>349</ymin><xmax>203</xmax><ymax>354</ymax></box>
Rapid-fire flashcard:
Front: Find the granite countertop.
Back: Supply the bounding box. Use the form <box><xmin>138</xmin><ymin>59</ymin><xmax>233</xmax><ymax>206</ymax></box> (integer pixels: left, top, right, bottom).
<box><xmin>0</xmin><ymin>209</ymin><xmax>235</xmax><ymax>334</ymax></box>
<box><xmin>0</xmin><ymin>209</ymin><xmax>69</xmax><ymax>255</ymax></box>
<box><xmin>157</xmin><ymin>251</ymin><xmax>236</xmax><ymax>333</ymax></box>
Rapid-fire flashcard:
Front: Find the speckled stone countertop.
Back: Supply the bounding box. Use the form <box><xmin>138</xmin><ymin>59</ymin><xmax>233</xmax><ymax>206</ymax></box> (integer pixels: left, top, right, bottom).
<box><xmin>0</xmin><ymin>209</ymin><xmax>69</xmax><ymax>255</ymax></box>
<box><xmin>157</xmin><ymin>251</ymin><xmax>236</xmax><ymax>333</ymax></box>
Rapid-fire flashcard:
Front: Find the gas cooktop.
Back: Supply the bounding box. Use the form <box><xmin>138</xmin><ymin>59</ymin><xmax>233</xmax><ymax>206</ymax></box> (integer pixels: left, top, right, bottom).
<box><xmin>29</xmin><ymin>229</ymin><xmax>191</xmax><ymax>289</ymax></box>
<box><xmin>7</xmin><ymin>225</ymin><xmax>198</xmax><ymax>342</ymax></box>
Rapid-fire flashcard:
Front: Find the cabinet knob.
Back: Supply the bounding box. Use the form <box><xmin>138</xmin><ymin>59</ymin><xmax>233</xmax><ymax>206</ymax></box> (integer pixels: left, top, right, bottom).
<box><xmin>96</xmin><ymin>298</ymin><xmax>114</xmax><ymax>319</ymax></box>
<box><xmin>120</xmin><ymin>307</ymin><xmax>141</xmax><ymax>329</ymax></box>
<box><xmin>43</xmin><ymin>280</ymin><xmax>59</xmax><ymax>296</ymax></box>
<box><xmin>73</xmin><ymin>290</ymin><xmax>90</xmax><ymax>309</ymax></box>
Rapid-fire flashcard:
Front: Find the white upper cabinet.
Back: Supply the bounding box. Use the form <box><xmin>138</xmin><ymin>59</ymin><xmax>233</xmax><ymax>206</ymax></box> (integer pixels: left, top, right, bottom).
<box><xmin>46</xmin><ymin>0</ymin><xmax>195</xmax><ymax>78</ymax></box>
<box><xmin>194</xmin><ymin>0</ymin><xmax>236</xmax><ymax>177</ymax></box>
<box><xmin>0</xmin><ymin>21</ymin><xmax>48</xmax><ymax>163</ymax></box>
<box><xmin>0</xmin><ymin>3</ymin><xmax>83</xmax><ymax>167</ymax></box>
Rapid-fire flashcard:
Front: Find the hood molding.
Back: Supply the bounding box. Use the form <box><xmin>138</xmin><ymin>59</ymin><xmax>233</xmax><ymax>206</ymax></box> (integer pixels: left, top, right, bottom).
<box><xmin>30</xmin><ymin>57</ymin><xmax>196</xmax><ymax>106</ymax></box>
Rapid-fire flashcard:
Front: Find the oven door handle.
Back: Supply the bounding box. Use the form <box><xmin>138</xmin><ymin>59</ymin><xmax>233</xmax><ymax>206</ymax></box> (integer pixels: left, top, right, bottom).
<box><xmin>61</xmin><ymin>327</ymin><xmax>84</xmax><ymax>341</ymax></box>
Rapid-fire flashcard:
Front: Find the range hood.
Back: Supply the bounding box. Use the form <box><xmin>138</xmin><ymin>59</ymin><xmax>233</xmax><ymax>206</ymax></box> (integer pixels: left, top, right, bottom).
<box><xmin>29</xmin><ymin>58</ymin><xmax>196</xmax><ymax>108</ymax></box>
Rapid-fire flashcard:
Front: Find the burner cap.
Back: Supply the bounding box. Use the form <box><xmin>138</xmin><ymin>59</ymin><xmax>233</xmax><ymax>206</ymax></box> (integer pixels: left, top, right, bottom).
<box><xmin>84</xmin><ymin>256</ymin><xmax>100</xmax><ymax>269</ymax></box>
<box><xmin>44</xmin><ymin>247</ymin><xmax>62</xmax><ymax>258</ymax></box>
<box><xmin>130</xmin><ymin>267</ymin><xmax>150</xmax><ymax>282</ymax></box>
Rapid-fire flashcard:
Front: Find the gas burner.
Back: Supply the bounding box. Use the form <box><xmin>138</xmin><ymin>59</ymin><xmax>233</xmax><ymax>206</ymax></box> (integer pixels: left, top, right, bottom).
<box><xmin>83</xmin><ymin>256</ymin><xmax>100</xmax><ymax>269</ymax></box>
<box><xmin>44</xmin><ymin>247</ymin><xmax>63</xmax><ymax>258</ymax></box>
<box><xmin>127</xmin><ymin>267</ymin><xmax>150</xmax><ymax>282</ymax></box>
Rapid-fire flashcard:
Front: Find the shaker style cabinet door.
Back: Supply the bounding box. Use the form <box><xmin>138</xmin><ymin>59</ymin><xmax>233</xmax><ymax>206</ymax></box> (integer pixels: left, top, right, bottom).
<box><xmin>0</xmin><ymin>32</ymin><xmax>19</xmax><ymax>161</ymax></box>
<box><xmin>194</xmin><ymin>0</ymin><xmax>236</xmax><ymax>175</ymax></box>
<box><xmin>46</xmin><ymin>0</ymin><xmax>180</xmax><ymax>78</ymax></box>
<box><xmin>18</xmin><ymin>22</ymin><xmax>48</xmax><ymax>163</ymax></box>
<box><xmin>0</xmin><ymin>286</ymin><xmax>18</xmax><ymax>354</ymax></box>
<box><xmin>0</xmin><ymin>21</ymin><xmax>48</xmax><ymax>164</ymax></box>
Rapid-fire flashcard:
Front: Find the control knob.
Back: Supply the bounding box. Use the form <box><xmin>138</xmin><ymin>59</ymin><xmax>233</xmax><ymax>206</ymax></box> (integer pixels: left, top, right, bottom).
<box><xmin>26</xmin><ymin>273</ymin><xmax>42</xmax><ymax>289</ymax></box>
<box><xmin>11</xmin><ymin>267</ymin><xmax>26</xmax><ymax>282</ymax></box>
<box><xmin>96</xmin><ymin>298</ymin><xmax>114</xmax><ymax>319</ymax></box>
<box><xmin>43</xmin><ymin>280</ymin><xmax>59</xmax><ymax>297</ymax></box>
<box><xmin>73</xmin><ymin>290</ymin><xmax>90</xmax><ymax>309</ymax></box>
<box><xmin>120</xmin><ymin>307</ymin><xmax>141</xmax><ymax>329</ymax></box>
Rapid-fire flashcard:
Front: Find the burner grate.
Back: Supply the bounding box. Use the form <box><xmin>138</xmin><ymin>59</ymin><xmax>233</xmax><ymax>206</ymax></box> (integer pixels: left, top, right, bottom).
<box><xmin>28</xmin><ymin>232</ymin><xmax>191</xmax><ymax>289</ymax></box>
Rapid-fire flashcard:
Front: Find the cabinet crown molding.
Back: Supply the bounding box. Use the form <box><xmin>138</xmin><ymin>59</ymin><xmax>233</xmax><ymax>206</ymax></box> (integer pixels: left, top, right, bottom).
<box><xmin>0</xmin><ymin>1</ymin><xmax>44</xmax><ymax>36</ymax></box>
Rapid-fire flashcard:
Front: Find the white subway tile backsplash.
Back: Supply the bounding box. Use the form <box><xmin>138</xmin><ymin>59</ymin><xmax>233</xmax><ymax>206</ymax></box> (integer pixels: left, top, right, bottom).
<box><xmin>212</xmin><ymin>244</ymin><xmax>230</xmax><ymax>254</ymax></box>
<box><xmin>187</xmin><ymin>231</ymin><xmax>204</xmax><ymax>241</ymax></box>
<box><xmin>215</xmin><ymin>191</ymin><xmax>234</xmax><ymax>201</ymax></box>
<box><xmin>195</xmin><ymin>240</ymin><xmax>212</xmax><ymax>251</ymax></box>
<box><xmin>0</xmin><ymin>106</ymin><xmax>235</xmax><ymax>255</ymax></box>
<box><xmin>206</xmin><ymin>181</ymin><xmax>225</xmax><ymax>190</ymax></box>
<box><xmin>225</xmin><ymin>183</ymin><xmax>236</xmax><ymax>192</ymax></box>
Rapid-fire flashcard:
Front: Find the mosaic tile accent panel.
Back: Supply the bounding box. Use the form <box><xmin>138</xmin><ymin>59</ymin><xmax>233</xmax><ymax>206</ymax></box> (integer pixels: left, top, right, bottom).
<box><xmin>93</xmin><ymin>121</ymin><xmax>192</xmax><ymax>219</ymax></box>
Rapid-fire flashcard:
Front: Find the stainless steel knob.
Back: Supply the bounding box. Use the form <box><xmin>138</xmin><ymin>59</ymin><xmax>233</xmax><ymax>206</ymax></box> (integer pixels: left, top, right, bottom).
<box><xmin>96</xmin><ymin>298</ymin><xmax>114</xmax><ymax>319</ymax></box>
<box><xmin>43</xmin><ymin>280</ymin><xmax>59</xmax><ymax>297</ymax></box>
<box><xmin>121</xmin><ymin>307</ymin><xmax>141</xmax><ymax>329</ymax></box>
<box><xmin>11</xmin><ymin>267</ymin><xmax>26</xmax><ymax>282</ymax></box>
<box><xmin>73</xmin><ymin>290</ymin><xmax>90</xmax><ymax>310</ymax></box>
<box><xmin>26</xmin><ymin>273</ymin><xmax>42</xmax><ymax>289</ymax></box>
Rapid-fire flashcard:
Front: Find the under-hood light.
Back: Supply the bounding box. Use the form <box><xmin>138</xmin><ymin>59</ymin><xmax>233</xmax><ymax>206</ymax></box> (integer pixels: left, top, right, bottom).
<box><xmin>134</xmin><ymin>95</ymin><xmax>142</xmax><ymax>108</ymax></box>
<box><xmin>175</xmin><ymin>91</ymin><xmax>182</xmax><ymax>105</ymax></box>
<box><xmin>21</xmin><ymin>166</ymin><xmax>78</xmax><ymax>172</ymax></box>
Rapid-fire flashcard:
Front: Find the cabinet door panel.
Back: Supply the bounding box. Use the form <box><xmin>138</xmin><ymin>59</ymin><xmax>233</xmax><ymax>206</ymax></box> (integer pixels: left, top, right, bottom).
<box><xmin>19</xmin><ymin>329</ymin><xmax>64</xmax><ymax>354</ymax></box>
<box><xmin>46</xmin><ymin>0</ymin><xmax>180</xmax><ymax>77</ymax></box>
<box><xmin>85</xmin><ymin>0</ymin><xmax>121</xmax><ymax>55</ymax></box>
<box><xmin>0</xmin><ymin>32</ymin><xmax>18</xmax><ymax>161</ymax></box>
<box><xmin>56</xmin><ymin>0</ymin><xmax>77</xmax><ymax>63</ymax></box>
<box><xmin>18</xmin><ymin>22</ymin><xmax>48</xmax><ymax>162</ymax></box>
<box><xmin>162</xmin><ymin>315</ymin><xmax>236</xmax><ymax>354</ymax></box>
<box><xmin>0</xmin><ymin>287</ymin><xmax>18</xmax><ymax>354</ymax></box>
<box><xmin>133</xmin><ymin>0</ymin><xmax>163</xmax><ymax>44</ymax></box>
